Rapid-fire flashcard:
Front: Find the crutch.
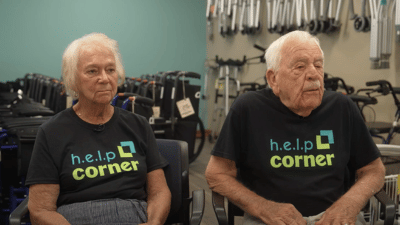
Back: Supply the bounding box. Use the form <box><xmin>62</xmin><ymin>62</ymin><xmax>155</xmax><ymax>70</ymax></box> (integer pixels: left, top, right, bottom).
<box><xmin>284</xmin><ymin>0</ymin><xmax>295</xmax><ymax>32</ymax></box>
<box><xmin>396</xmin><ymin>0</ymin><xmax>400</xmax><ymax>42</ymax></box>
<box><xmin>266</xmin><ymin>0</ymin><xmax>274</xmax><ymax>32</ymax></box>
<box><xmin>309</xmin><ymin>0</ymin><xmax>321</xmax><ymax>34</ymax></box>
<box><xmin>296</xmin><ymin>0</ymin><xmax>308</xmax><ymax>30</ymax></box>
<box><xmin>271</xmin><ymin>0</ymin><xmax>283</xmax><ymax>33</ymax></box>
<box><xmin>326</xmin><ymin>0</ymin><xmax>344</xmax><ymax>33</ymax></box>
<box><xmin>320</xmin><ymin>0</ymin><xmax>332</xmax><ymax>33</ymax></box>
<box><xmin>228</xmin><ymin>0</ymin><xmax>239</xmax><ymax>35</ymax></box>
<box><xmin>380</xmin><ymin>0</ymin><xmax>396</xmax><ymax>69</ymax></box>
<box><xmin>239</xmin><ymin>0</ymin><xmax>248</xmax><ymax>34</ymax></box>
<box><xmin>277</xmin><ymin>0</ymin><xmax>289</xmax><ymax>34</ymax></box>
<box><xmin>369</xmin><ymin>0</ymin><xmax>383</xmax><ymax>69</ymax></box>
<box><xmin>248</xmin><ymin>0</ymin><xmax>262</xmax><ymax>34</ymax></box>
<box><xmin>206</xmin><ymin>0</ymin><xmax>215</xmax><ymax>40</ymax></box>
<box><xmin>286</xmin><ymin>0</ymin><xmax>297</xmax><ymax>32</ymax></box>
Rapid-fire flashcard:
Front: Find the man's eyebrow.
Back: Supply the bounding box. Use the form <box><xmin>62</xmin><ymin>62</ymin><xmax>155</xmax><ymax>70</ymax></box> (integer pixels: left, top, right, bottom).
<box><xmin>315</xmin><ymin>57</ymin><xmax>324</xmax><ymax>63</ymax></box>
<box><xmin>289</xmin><ymin>58</ymin><xmax>308</xmax><ymax>66</ymax></box>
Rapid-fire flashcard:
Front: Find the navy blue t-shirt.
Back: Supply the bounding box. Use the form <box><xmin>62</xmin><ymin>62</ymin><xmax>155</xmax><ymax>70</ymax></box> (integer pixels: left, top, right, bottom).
<box><xmin>211</xmin><ymin>88</ymin><xmax>381</xmax><ymax>217</ymax></box>
<box><xmin>26</xmin><ymin>107</ymin><xmax>168</xmax><ymax>207</ymax></box>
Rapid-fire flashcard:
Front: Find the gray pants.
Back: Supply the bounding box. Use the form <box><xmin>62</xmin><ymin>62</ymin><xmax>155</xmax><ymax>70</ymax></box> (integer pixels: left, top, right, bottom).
<box><xmin>243</xmin><ymin>211</ymin><xmax>367</xmax><ymax>225</ymax></box>
<box><xmin>57</xmin><ymin>198</ymin><xmax>148</xmax><ymax>225</ymax></box>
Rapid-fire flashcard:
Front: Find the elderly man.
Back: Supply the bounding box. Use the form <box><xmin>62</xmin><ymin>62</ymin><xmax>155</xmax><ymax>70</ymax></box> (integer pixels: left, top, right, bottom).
<box><xmin>205</xmin><ymin>31</ymin><xmax>385</xmax><ymax>225</ymax></box>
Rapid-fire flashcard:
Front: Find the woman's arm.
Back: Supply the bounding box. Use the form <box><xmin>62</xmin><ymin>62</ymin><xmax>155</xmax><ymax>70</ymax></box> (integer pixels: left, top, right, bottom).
<box><xmin>28</xmin><ymin>184</ymin><xmax>71</xmax><ymax>225</ymax></box>
<box><xmin>141</xmin><ymin>168</ymin><xmax>171</xmax><ymax>225</ymax></box>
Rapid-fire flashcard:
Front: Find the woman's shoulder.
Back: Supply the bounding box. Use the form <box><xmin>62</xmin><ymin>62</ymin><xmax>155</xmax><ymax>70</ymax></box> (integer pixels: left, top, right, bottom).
<box><xmin>115</xmin><ymin>107</ymin><xmax>149</xmax><ymax>125</ymax></box>
<box><xmin>40</xmin><ymin>107</ymin><xmax>75</xmax><ymax>131</ymax></box>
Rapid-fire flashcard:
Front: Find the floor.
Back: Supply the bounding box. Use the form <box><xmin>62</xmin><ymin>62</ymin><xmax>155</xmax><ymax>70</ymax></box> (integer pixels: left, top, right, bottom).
<box><xmin>188</xmin><ymin>139</ymin><xmax>219</xmax><ymax>225</ymax></box>
<box><xmin>189</xmin><ymin>139</ymin><xmax>245</xmax><ymax>225</ymax></box>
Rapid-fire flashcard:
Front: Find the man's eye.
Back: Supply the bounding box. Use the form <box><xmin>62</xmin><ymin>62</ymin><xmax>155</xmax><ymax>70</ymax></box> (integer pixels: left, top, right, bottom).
<box><xmin>88</xmin><ymin>70</ymin><xmax>97</xmax><ymax>74</ymax></box>
<box><xmin>108</xmin><ymin>68</ymin><xmax>116</xmax><ymax>73</ymax></box>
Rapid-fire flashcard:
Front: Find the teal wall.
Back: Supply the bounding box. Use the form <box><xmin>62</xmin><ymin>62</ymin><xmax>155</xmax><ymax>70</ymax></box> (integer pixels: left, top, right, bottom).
<box><xmin>0</xmin><ymin>0</ymin><xmax>206</xmax><ymax>82</ymax></box>
<box><xmin>0</xmin><ymin>0</ymin><xmax>208</xmax><ymax>126</ymax></box>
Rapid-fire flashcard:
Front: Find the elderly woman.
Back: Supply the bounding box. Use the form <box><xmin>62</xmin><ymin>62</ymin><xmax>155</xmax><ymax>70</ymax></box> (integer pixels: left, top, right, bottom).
<box><xmin>25</xmin><ymin>33</ymin><xmax>171</xmax><ymax>225</ymax></box>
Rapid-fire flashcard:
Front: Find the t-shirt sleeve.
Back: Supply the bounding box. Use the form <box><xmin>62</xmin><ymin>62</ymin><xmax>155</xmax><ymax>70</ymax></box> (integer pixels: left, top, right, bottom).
<box><xmin>211</xmin><ymin>104</ymin><xmax>243</xmax><ymax>164</ymax></box>
<box><xmin>142</xmin><ymin>117</ymin><xmax>169</xmax><ymax>173</ymax></box>
<box><xmin>348</xmin><ymin>97</ymin><xmax>381</xmax><ymax>170</ymax></box>
<box><xmin>25</xmin><ymin>127</ymin><xmax>60</xmax><ymax>186</ymax></box>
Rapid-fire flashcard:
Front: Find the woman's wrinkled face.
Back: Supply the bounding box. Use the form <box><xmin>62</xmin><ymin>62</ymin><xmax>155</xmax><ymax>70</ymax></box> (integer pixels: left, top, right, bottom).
<box><xmin>270</xmin><ymin>39</ymin><xmax>324</xmax><ymax>116</ymax></box>
<box><xmin>74</xmin><ymin>44</ymin><xmax>118</xmax><ymax>105</ymax></box>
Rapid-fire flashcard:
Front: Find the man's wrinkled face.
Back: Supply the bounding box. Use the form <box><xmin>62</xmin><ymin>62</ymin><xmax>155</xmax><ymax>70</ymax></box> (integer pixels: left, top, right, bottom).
<box><xmin>269</xmin><ymin>38</ymin><xmax>324</xmax><ymax>116</ymax></box>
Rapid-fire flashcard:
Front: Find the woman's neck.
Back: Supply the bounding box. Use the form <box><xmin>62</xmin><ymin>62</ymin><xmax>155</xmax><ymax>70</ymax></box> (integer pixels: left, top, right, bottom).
<box><xmin>72</xmin><ymin>100</ymin><xmax>114</xmax><ymax>125</ymax></box>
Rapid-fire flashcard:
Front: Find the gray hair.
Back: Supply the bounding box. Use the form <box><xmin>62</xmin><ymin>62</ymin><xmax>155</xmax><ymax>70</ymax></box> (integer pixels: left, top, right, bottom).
<box><xmin>264</xmin><ymin>31</ymin><xmax>324</xmax><ymax>72</ymax></box>
<box><xmin>62</xmin><ymin>32</ymin><xmax>125</xmax><ymax>99</ymax></box>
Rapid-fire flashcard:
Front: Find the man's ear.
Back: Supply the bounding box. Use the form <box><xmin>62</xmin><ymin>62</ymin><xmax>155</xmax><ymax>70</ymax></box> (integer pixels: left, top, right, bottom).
<box><xmin>266</xmin><ymin>69</ymin><xmax>279</xmax><ymax>94</ymax></box>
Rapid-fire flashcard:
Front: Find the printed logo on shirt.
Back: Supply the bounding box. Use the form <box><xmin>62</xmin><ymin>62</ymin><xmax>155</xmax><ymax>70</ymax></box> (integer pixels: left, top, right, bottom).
<box><xmin>269</xmin><ymin>130</ymin><xmax>335</xmax><ymax>169</ymax></box>
<box><xmin>70</xmin><ymin>141</ymin><xmax>139</xmax><ymax>181</ymax></box>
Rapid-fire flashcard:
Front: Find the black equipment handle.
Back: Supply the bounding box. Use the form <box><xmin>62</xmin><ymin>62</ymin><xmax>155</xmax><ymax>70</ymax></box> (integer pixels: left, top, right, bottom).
<box><xmin>325</xmin><ymin>77</ymin><xmax>354</xmax><ymax>95</ymax></box>
<box><xmin>215</xmin><ymin>55</ymin><xmax>247</xmax><ymax>66</ymax></box>
<box><xmin>177</xmin><ymin>71</ymin><xmax>201</xmax><ymax>80</ymax></box>
<box><xmin>366</xmin><ymin>80</ymin><xmax>400</xmax><ymax>107</ymax></box>
<box><xmin>129</xmin><ymin>96</ymin><xmax>155</xmax><ymax>106</ymax></box>
<box><xmin>366</xmin><ymin>80</ymin><xmax>388</xmax><ymax>87</ymax></box>
<box><xmin>253</xmin><ymin>44</ymin><xmax>266</xmax><ymax>52</ymax></box>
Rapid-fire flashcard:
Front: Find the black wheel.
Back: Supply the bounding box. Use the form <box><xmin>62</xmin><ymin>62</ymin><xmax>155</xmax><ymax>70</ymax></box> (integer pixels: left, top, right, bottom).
<box><xmin>309</xmin><ymin>19</ymin><xmax>319</xmax><ymax>35</ymax></box>
<box><xmin>354</xmin><ymin>16</ymin><xmax>366</xmax><ymax>32</ymax></box>
<box><xmin>189</xmin><ymin>116</ymin><xmax>205</xmax><ymax>164</ymax></box>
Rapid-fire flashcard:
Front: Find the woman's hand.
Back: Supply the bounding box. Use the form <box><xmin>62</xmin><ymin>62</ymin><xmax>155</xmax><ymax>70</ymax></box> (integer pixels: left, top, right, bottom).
<box><xmin>145</xmin><ymin>169</ymin><xmax>171</xmax><ymax>225</ymax></box>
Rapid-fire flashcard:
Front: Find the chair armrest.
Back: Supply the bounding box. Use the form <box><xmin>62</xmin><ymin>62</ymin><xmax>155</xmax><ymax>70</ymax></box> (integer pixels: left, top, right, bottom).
<box><xmin>190</xmin><ymin>189</ymin><xmax>205</xmax><ymax>225</ymax></box>
<box><xmin>373</xmin><ymin>189</ymin><xmax>396</xmax><ymax>225</ymax></box>
<box><xmin>9</xmin><ymin>196</ymin><xmax>29</xmax><ymax>225</ymax></box>
<box><xmin>212</xmin><ymin>191</ymin><xmax>229</xmax><ymax>225</ymax></box>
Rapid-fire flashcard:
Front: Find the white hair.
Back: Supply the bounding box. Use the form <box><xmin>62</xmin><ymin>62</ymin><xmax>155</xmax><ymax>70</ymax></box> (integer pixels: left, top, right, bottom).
<box><xmin>61</xmin><ymin>32</ymin><xmax>125</xmax><ymax>99</ymax></box>
<box><xmin>264</xmin><ymin>31</ymin><xmax>324</xmax><ymax>72</ymax></box>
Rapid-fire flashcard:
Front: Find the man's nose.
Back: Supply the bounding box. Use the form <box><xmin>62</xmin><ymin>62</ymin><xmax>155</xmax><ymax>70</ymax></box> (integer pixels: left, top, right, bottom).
<box><xmin>306</xmin><ymin>66</ymin><xmax>321</xmax><ymax>80</ymax></box>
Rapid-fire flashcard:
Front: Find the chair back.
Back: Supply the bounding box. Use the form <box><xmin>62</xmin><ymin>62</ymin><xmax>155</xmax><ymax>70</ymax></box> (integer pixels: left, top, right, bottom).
<box><xmin>156</xmin><ymin>139</ymin><xmax>190</xmax><ymax>224</ymax></box>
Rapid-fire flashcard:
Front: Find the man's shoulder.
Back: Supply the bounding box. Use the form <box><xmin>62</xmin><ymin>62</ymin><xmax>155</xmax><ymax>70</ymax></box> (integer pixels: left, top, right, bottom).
<box><xmin>322</xmin><ymin>90</ymin><xmax>353</xmax><ymax>104</ymax></box>
<box><xmin>235</xmin><ymin>88</ymin><xmax>274</xmax><ymax>105</ymax></box>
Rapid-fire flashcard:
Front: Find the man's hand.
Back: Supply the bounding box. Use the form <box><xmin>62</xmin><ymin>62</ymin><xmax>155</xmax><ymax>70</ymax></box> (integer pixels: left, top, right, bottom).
<box><xmin>314</xmin><ymin>200</ymin><xmax>358</xmax><ymax>225</ymax></box>
<box><xmin>258</xmin><ymin>201</ymin><xmax>307</xmax><ymax>225</ymax></box>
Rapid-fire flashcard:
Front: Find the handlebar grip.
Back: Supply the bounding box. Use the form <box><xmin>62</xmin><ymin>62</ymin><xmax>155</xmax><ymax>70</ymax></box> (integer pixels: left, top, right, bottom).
<box><xmin>129</xmin><ymin>96</ymin><xmax>154</xmax><ymax>106</ymax></box>
<box><xmin>366</xmin><ymin>80</ymin><xmax>386</xmax><ymax>86</ymax></box>
<box><xmin>254</xmin><ymin>44</ymin><xmax>266</xmax><ymax>52</ymax></box>
<box><xmin>119</xmin><ymin>92</ymin><xmax>140</xmax><ymax>97</ymax></box>
<box><xmin>179</xmin><ymin>72</ymin><xmax>201</xmax><ymax>79</ymax></box>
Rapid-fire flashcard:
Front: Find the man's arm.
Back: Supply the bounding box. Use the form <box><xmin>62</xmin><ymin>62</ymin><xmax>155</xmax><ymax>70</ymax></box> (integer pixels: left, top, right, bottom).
<box><xmin>141</xmin><ymin>168</ymin><xmax>171</xmax><ymax>225</ymax></box>
<box><xmin>205</xmin><ymin>155</ymin><xmax>307</xmax><ymax>225</ymax></box>
<box><xmin>315</xmin><ymin>157</ymin><xmax>385</xmax><ymax>224</ymax></box>
<box><xmin>28</xmin><ymin>184</ymin><xmax>71</xmax><ymax>225</ymax></box>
